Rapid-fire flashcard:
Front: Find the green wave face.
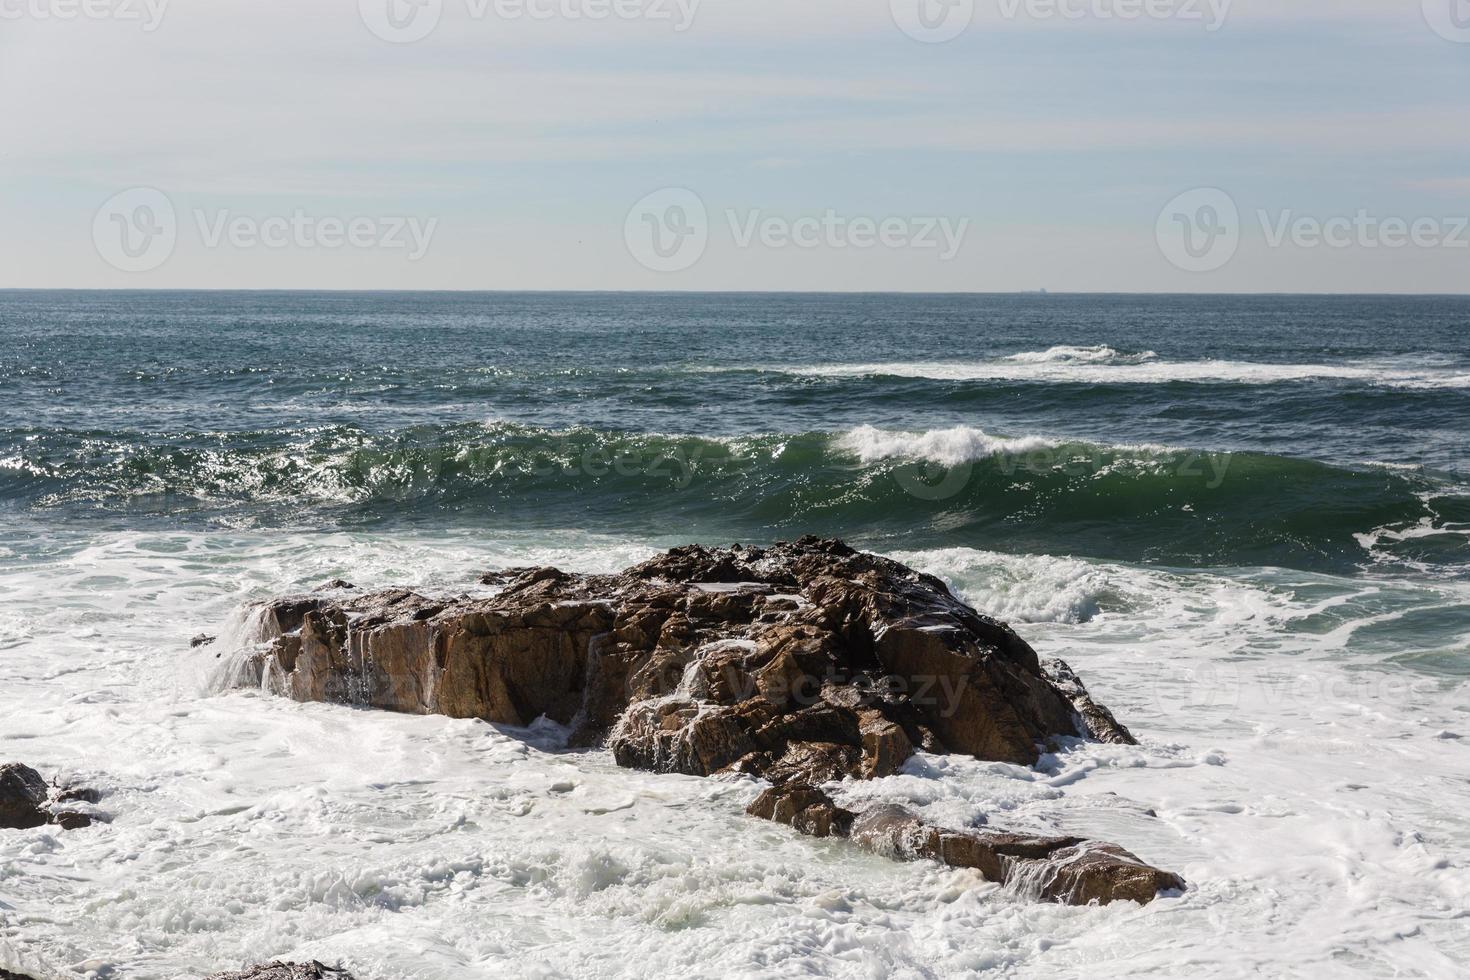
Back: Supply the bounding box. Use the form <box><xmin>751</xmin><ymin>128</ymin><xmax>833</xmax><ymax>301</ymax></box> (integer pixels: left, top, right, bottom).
<box><xmin>3</xmin><ymin>422</ymin><xmax>1464</xmax><ymax>576</ymax></box>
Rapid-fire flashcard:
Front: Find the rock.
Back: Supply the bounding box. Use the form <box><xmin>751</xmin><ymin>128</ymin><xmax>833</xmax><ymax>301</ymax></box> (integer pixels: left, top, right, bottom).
<box><xmin>191</xmin><ymin>633</ymin><xmax>217</xmax><ymax>648</ymax></box>
<box><xmin>0</xmin><ymin>763</ymin><xmax>102</xmax><ymax>831</ymax></box>
<box><xmin>743</xmin><ymin>787</ymin><xmax>1183</xmax><ymax>906</ymax></box>
<box><xmin>0</xmin><ymin>763</ymin><xmax>49</xmax><ymax>830</ymax></box>
<box><xmin>747</xmin><ymin>783</ymin><xmax>855</xmax><ymax>837</ymax></box>
<box><xmin>234</xmin><ymin>537</ymin><xmax>1182</xmax><ymax>903</ymax></box>
<box><xmin>205</xmin><ymin>963</ymin><xmax>353</xmax><ymax>980</ymax></box>
<box><xmin>1</xmin><ymin>968</ymin><xmax>41</xmax><ymax>980</ymax></box>
<box><xmin>235</xmin><ymin>538</ymin><xmax>1126</xmax><ymax>784</ymax></box>
<box><xmin>1043</xmin><ymin>657</ymin><xmax>1135</xmax><ymax>745</ymax></box>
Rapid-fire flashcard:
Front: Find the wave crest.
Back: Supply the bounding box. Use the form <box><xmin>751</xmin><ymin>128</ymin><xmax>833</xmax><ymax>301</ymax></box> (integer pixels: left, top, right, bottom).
<box><xmin>1003</xmin><ymin>345</ymin><xmax>1159</xmax><ymax>365</ymax></box>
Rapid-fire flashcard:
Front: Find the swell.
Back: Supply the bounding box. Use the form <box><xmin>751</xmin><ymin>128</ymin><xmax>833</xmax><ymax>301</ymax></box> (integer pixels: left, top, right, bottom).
<box><xmin>2</xmin><ymin>422</ymin><xmax>1465</xmax><ymax>576</ymax></box>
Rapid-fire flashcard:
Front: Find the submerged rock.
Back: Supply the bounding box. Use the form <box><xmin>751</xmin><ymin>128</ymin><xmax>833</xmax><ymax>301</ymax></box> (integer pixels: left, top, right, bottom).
<box><xmin>231</xmin><ymin>536</ymin><xmax>1183</xmax><ymax>905</ymax></box>
<box><xmin>0</xmin><ymin>763</ymin><xmax>99</xmax><ymax>831</ymax></box>
<box><xmin>205</xmin><ymin>964</ymin><xmax>353</xmax><ymax>980</ymax></box>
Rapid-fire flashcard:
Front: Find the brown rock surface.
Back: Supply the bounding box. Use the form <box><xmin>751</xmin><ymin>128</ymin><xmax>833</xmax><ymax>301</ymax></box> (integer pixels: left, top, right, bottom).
<box><xmin>748</xmin><ymin>786</ymin><xmax>1184</xmax><ymax>906</ymax></box>
<box><xmin>235</xmin><ymin>537</ymin><xmax>1124</xmax><ymax>779</ymax></box>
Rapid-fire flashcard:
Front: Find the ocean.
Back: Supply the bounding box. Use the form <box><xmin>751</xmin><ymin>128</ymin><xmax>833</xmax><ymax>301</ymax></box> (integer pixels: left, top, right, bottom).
<box><xmin>1</xmin><ymin>291</ymin><xmax>1467</xmax><ymax>978</ymax></box>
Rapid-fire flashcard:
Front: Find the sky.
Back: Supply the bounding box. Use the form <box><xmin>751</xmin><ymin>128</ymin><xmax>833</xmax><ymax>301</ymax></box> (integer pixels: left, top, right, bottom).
<box><xmin>1</xmin><ymin>0</ymin><xmax>1468</xmax><ymax>292</ymax></box>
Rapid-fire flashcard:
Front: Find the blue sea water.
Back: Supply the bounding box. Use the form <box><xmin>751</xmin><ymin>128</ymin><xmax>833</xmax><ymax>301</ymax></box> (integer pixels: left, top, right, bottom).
<box><xmin>2</xmin><ymin>290</ymin><xmax>1467</xmax><ymax>576</ymax></box>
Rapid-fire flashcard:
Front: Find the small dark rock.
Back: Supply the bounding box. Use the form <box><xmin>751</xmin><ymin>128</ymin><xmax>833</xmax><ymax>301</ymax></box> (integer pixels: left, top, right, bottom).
<box><xmin>1</xmin><ymin>763</ymin><xmax>104</xmax><ymax>832</ymax></box>
<box><xmin>0</xmin><ymin>762</ymin><xmax>49</xmax><ymax>829</ymax></box>
<box><xmin>313</xmin><ymin>580</ymin><xmax>357</xmax><ymax>592</ymax></box>
<box><xmin>205</xmin><ymin>962</ymin><xmax>354</xmax><ymax>980</ymax></box>
<box><xmin>50</xmin><ymin>810</ymin><xmax>94</xmax><ymax>830</ymax></box>
<box><xmin>54</xmin><ymin>786</ymin><xmax>103</xmax><ymax>805</ymax></box>
<box><xmin>191</xmin><ymin>633</ymin><xmax>217</xmax><ymax>648</ymax></box>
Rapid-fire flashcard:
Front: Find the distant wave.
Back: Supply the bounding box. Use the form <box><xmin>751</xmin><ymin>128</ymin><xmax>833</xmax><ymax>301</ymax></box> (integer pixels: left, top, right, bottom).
<box><xmin>766</xmin><ymin>353</ymin><xmax>1470</xmax><ymax>389</ymax></box>
<box><xmin>1002</xmin><ymin>345</ymin><xmax>1159</xmax><ymax>366</ymax></box>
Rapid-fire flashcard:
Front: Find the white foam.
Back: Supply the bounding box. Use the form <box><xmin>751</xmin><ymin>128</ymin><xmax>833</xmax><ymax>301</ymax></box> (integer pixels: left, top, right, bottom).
<box><xmin>769</xmin><ymin>355</ymin><xmax>1470</xmax><ymax>389</ymax></box>
<box><xmin>2</xmin><ymin>531</ymin><xmax>1469</xmax><ymax>978</ymax></box>
<box><xmin>836</xmin><ymin>424</ymin><xmax>1061</xmax><ymax>467</ymax></box>
<box><xmin>1003</xmin><ymin>344</ymin><xmax>1159</xmax><ymax>365</ymax></box>
<box><xmin>835</xmin><ymin>424</ymin><xmax>1182</xmax><ymax>470</ymax></box>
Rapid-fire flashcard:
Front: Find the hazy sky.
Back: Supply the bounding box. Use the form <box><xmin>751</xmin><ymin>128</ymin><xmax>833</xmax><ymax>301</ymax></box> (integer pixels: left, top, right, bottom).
<box><xmin>2</xmin><ymin>0</ymin><xmax>1468</xmax><ymax>292</ymax></box>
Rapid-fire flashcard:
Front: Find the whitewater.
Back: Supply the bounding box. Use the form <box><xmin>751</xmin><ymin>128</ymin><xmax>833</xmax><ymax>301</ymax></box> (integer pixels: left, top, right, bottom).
<box><xmin>2</xmin><ymin>529</ymin><xmax>1467</xmax><ymax>978</ymax></box>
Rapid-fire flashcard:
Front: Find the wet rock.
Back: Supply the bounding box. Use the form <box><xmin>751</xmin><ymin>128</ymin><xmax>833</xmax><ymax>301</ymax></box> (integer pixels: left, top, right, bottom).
<box><xmin>0</xmin><ymin>763</ymin><xmax>101</xmax><ymax>830</ymax></box>
<box><xmin>204</xmin><ymin>963</ymin><xmax>353</xmax><ymax>980</ymax></box>
<box><xmin>236</xmin><ymin>537</ymin><xmax>1127</xmax><ymax>784</ymax></box>
<box><xmin>190</xmin><ymin>633</ymin><xmax>217</xmax><ymax>648</ymax></box>
<box><xmin>1</xmin><ymin>969</ymin><xmax>41</xmax><ymax>980</ymax></box>
<box><xmin>747</xmin><ymin>783</ymin><xmax>855</xmax><ymax>838</ymax></box>
<box><xmin>0</xmin><ymin>763</ymin><xmax>49</xmax><ymax>830</ymax></box>
<box><xmin>744</xmin><ymin>788</ymin><xmax>1182</xmax><ymax>906</ymax></box>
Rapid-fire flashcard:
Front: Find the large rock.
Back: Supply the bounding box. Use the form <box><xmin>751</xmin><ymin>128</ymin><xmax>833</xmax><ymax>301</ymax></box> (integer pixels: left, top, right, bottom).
<box><xmin>233</xmin><ymin>537</ymin><xmax>1124</xmax><ymax>780</ymax></box>
<box><xmin>230</xmin><ymin>537</ymin><xmax>1183</xmax><ymax>904</ymax></box>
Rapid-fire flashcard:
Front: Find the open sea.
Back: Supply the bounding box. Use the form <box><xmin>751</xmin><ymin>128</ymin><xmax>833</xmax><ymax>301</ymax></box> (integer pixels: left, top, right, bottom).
<box><xmin>2</xmin><ymin>291</ymin><xmax>1467</xmax><ymax>978</ymax></box>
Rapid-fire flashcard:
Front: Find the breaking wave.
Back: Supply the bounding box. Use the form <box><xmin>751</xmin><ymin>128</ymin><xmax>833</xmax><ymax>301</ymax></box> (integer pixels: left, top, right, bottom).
<box><xmin>3</xmin><ymin>421</ymin><xmax>1465</xmax><ymax>576</ymax></box>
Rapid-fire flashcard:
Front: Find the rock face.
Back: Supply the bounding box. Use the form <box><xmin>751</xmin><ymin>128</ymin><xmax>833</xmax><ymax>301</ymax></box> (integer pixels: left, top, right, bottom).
<box><xmin>0</xmin><ymin>763</ymin><xmax>98</xmax><ymax>831</ymax></box>
<box><xmin>232</xmin><ymin>537</ymin><xmax>1182</xmax><ymax>905</ymax></box>
<box><xmin>204</xmin><ymin>964</ymin><xmax>353</xmax><ymax>980</ymax></box>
